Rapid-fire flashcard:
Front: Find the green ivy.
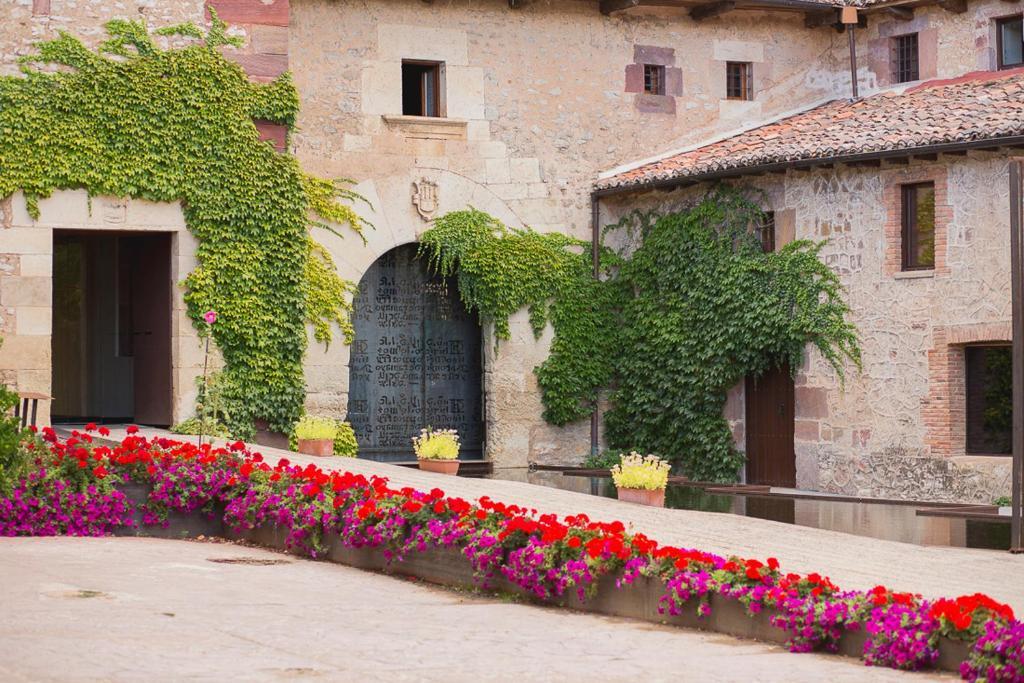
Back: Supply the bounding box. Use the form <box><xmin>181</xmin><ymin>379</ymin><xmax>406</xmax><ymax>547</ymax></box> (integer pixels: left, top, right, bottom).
<box><xmin>604</xmin><ymin>188</ymin><xmax>860</xmax><ymax>481</ymax></box>
<box><xmin>424</xmin><ymin>190</ymin><xmax>860</xmax><ymax>482</ymax></box>
<box><xmin>0</xmin><ymin>17</ymin><xmax>366</xmax><ymax>437</ymax></box>
<box><xmin>419</xmin><ymin>209</ymin><xmax>625</xmax><ymax>425</ymax></box>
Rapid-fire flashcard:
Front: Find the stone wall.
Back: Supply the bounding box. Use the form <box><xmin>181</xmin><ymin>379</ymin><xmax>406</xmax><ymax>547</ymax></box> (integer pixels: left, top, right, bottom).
<box><xmin>838</xmin><ymin>0</ymin><xmax>1021</xmax><ymax>95</ymax></box>
<box><xmin>288</xmin><ymin>0</ymin><xmax>851</xmax><ymax>466</ymax></box>
<box><xmin>601</xmin><ymin>153</ymin><xmax>1014</xmax><ymax>503</ymax></box>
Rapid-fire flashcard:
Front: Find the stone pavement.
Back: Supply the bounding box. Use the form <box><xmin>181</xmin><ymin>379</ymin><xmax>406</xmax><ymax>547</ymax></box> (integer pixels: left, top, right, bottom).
<box><xmin>0</xmin><ymin>537</ymin><xmax>945</xmax><ymax>682</ymax></box>
<box><xmin>105</xmin><ymin>426</ymin><xmax>1024</xmax><ymax>612</ymax></box>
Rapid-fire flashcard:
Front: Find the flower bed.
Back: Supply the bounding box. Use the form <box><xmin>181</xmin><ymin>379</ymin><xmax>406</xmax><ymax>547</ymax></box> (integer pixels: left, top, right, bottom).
<box><xmin>2</xmin><ymin>426</ymin><xmax>1022</xmax><ymax>681</ymax></box>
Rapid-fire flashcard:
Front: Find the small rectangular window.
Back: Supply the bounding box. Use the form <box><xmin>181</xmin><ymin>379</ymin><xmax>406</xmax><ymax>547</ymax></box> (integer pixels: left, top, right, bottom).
<box><xmin>643</xmin><ymin>64</ymin><xmax>666</xmax><ymax>95</ymax></box>
<box><xmin>965</xmin><ymin>345</ymin><xmax>1012</xmax><ymax>455</ymax></box>
<box><xmin>726</xmin><ymin>62</ymin><xmax>752</xmax><ymax>100</ymax></box>
<box><xmin>892</xmin><ymin>33</ymin><xmax>920</xmax><ymax>83</ymax></box>
<box><xmin>402</xmin><ymin>61</ymin><xmax>442</xmax><ymax>117</ymax></box>
<box><xmin>997</xmin><ymin>17</ymin><xmax>1024</xmax><ymax>70</ymax></box>
<box><xmin>901</xmin><ymin>182</ymin><xmax>936</xmax><ymax>270</ymax></box>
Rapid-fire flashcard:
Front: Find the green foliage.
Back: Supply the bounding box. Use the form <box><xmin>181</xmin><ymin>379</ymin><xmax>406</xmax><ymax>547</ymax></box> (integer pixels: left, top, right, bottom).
<box><xmin>994</xmin><ymin>496</ymin><xmax>1011</xmax><ymax>507</ymax></box>
<box><xmin>419</xmin><ymin>209</ymin><xmax>624</xmax><ymax>425</ymax></box>
<box><xmin>0</xmin><ymin>384</ymin><xmax>30</xmax><ymax>495</ymax></box>
<box><xmin>605</xmin><ymin>188</ymin><xmax>860</xmax><ymax>481</ymax></box>
<box><xmin>423</xmin><ymin>189</ymin><xmax>859</xmax><ymax>483</ymax></box>
<box><xmin>333</xmin><ymin>420</ymin><xmax>359</xmax><ymax>458</ymax></box>
<box><xmin>583</xmin><ymin>449</ymin><xmax>625</xmax><ymax>469</ymax></box>
<box><xmin>294</xmin><ymin>415</ymin><xmax>338</xmax><ymax>441</ymax></box>
<box><xmin>170</xmin><ymin>371</ymin><xmax>234</xmax><ymax>439</ymax></box>
<box><xmin>0</xmin><ymin>17</ymin><xmax>366</xmax><ymax>437</ymax></box>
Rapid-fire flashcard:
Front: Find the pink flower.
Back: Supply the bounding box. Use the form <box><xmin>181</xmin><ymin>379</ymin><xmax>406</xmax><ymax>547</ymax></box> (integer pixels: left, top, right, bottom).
<box><xmin>203</xmin><ymin>310</ymin><xmax>218</xmax><ymax>325</ymax></box>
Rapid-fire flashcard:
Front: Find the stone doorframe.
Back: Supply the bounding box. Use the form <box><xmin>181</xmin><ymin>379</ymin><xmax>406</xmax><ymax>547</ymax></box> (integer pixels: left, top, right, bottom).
<box><xmin>305</xmin><ymin>168</ymin><xmax>555</xmax><ymax>466</ymax></box>
<box><xmin>0</xmin><ymin>190</ymin><xmax>203</xmax><ymax>426</ymax></box>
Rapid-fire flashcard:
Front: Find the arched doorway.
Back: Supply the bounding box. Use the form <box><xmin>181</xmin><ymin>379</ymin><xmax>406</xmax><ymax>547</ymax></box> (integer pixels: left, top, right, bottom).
<box><xmin>347</xmin><ymin>244</ymin><xmax>484</xmax><ymax>461</ymax></box>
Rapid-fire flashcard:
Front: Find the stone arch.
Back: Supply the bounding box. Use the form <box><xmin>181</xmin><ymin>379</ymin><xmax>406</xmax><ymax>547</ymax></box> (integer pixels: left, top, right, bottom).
<box><xmin>302</xmin><ymin>169</ymin><xmax>524</xmax><ymax>454</ymax></box>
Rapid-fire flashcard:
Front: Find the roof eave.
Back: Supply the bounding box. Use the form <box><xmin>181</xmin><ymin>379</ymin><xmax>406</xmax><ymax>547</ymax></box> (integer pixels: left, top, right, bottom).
<box><xmin>593</xmin><ymin>134</ymin><xmax>1024</xmax><ymax>198</ymax></box>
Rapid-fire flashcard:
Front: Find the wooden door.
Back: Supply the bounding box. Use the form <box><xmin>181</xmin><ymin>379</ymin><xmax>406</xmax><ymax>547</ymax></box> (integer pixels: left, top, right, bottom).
<box><xmin>745</xmin><ymin>363</ymin><xmax>796</xmax><ymax>487</ymax></box>
<box><xmin>129</xmin><ymin>234</ymin><xmax>172</xmax><ymax>426</ymax></box>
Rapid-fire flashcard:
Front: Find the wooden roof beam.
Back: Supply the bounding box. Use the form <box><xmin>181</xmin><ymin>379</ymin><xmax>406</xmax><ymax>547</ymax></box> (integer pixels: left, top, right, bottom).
<box><xmin>886</xmin><ymin>5</ymin><xmax>914</xmax><ymax>20</ymax></box>
<box><xmin>690</xmin><ymin>0</ymin><xmax>736</xmax><ymax>21</ymax></box>
<box><xmin>600</xmin><ymin>0</ymin><xmax>640</xmax><ymax>14</ymax></box>
<box><xmin>805</xmin><ymin>8</ymin><xmax>839</xmax><ymax>28</ymax></box>
<box><xmin>938</xmin><ymin>0</ymin><xmax>968</xmax><ymax>12</ymax></box>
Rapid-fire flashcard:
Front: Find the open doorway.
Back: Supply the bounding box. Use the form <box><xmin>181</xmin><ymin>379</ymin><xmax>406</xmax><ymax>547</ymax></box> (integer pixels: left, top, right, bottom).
<box><xmin>51</xmin><ymin>232</ymin><xmax>173</xmax><ymax>426</ymax></box>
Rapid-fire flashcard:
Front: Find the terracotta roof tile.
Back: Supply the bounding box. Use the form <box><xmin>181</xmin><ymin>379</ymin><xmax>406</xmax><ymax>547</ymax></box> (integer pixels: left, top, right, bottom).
<box><xmin>597</xmin><ymin>69</ymin><xmax>1024</xmax><ymax>192</ymax></box>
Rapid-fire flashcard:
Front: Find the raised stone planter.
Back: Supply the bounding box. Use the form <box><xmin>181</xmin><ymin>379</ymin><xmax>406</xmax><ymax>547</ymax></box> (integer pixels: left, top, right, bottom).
<box><xmin>114</xmin><ymin>482</ymin><xmax>225</xmax><ymax>539</ymax></box>
<box><xmin>113</xmin><ymin>501</ymin><xmax>973</xmax><ymax>675</ymax></box>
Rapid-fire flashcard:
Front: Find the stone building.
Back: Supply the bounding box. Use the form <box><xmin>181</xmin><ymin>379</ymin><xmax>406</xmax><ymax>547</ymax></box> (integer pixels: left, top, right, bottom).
<box><xmin>0</xmin><ymin>0</ymin><xmax>1021</xmax><ymax>501</ymax></box>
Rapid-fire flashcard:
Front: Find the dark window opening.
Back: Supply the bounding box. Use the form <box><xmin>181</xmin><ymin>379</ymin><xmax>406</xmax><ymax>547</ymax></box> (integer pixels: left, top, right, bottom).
<box><xmin>726</xmin><ymin>62</ymin><xmax>753</xmax><ymax>100</ymax></box>
<box><xmin>116</xmin><ymin>240</ymin><xmax>133</xmax><ymax>357</ymax></box>
<box><xmin>643</xmin><ymin>64</ymin><xmax>666</xmax><ymax>95</ymax></box>
<box><xmin>966</xmin><ymin>345</ymin><xmax>1012</xmax><ymax>455</ymax></box>
<box><xmin>997</xmin><ymin>17</ymin><xmax>1024</xmax><ymax>70</ymax></box>
<box><xmin>892</xmin><ymin>33</ymin><xmax>920</xmax><ymax>83</ymax></box>
<box><xmin>402</xmin><ymin>61</ymin><xmax>442</xmax><ymax>117</ymax></box>
<box><xmin>901</xmin><ymin>182</ymin><xmax>935</xmax><ymax>270</ymax></box>
<box><xmin>759</xmin><ymin>211</ymin><xmax>776</xmax><ymax>253</ymax></box>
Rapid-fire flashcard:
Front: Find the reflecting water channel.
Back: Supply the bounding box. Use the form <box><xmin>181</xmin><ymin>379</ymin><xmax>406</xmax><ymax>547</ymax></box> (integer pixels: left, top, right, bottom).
<box><xmin>489</xmin><ymin>469</ymin><xmax>1010</xmax><ymax>551</ymax></box>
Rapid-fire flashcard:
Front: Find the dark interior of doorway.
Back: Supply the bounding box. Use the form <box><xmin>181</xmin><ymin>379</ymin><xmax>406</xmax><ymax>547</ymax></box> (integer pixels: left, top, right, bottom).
<box><xmin>51</xmin><ymin>231</ymin><xmax>173</xmax><ymax>426</ymax></box>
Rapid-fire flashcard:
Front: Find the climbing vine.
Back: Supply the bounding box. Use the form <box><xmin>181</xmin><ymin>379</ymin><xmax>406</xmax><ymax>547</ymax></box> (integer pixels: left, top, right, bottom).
<box><xmin>604</xmin><ymin>188</ymin><xmax>860</xmax><ymax>481</ymax></box>
<box><xmin>0</xmin><ymin>17</ymin><xmax>367</xmax><ymax>437</ymax></box>
<box><xmin>424</xmin><ymin>189</ymin><xmax>860</xmax><ymax>482</ymax></box>
<box><xmin>419</xmin><ymin>209</ymin><xmax>625</xmax><ymax>425</ymax></box>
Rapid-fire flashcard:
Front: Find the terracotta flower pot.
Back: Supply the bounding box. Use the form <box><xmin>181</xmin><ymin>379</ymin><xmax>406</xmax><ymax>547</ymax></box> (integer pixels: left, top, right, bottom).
<box><xmin>418</xmin><ymin>458</ymin><xmax>460</xmax><ymax>476</ymax></box>
<box><xmin>297</xmin><ymin>438</ymin><xmax>334</xmax><ymax>457</ymax></box>
<box><xmin>616</xmin><ymin>486</ymin><xmax>665</xmax><ymax>507</ymax></box>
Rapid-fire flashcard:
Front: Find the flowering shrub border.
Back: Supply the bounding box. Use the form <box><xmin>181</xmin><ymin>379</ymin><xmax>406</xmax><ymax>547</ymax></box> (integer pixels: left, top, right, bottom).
<box><xmin>2</xmin><ymin>427</ymin><xmax>1022</xmax><ymax>682</ymax></box>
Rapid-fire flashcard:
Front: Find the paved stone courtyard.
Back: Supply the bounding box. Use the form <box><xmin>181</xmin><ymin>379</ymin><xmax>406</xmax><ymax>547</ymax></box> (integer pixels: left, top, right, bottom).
<box><xmin>0</xmin><ymin>537</ymin><xmax>946</xmax><ymax>682</ymax></box>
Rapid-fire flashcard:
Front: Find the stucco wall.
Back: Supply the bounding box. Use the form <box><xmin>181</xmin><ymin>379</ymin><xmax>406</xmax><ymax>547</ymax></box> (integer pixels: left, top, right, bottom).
<box><xmin>601</xmin><ymin>153</ymin><xmax>1014</xmax><ymax>503</ymax></box>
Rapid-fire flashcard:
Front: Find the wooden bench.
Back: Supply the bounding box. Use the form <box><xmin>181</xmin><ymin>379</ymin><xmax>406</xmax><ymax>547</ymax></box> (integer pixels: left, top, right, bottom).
<box><xmin>14</xmin><ymin>392</ymin><xmax>51</xmax><ymax>429</ymax></box>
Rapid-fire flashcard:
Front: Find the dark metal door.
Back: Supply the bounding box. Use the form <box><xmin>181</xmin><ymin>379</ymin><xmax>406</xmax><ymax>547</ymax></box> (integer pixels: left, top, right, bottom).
<box><xmin>745</xmin><ymin>363</ymin><xmax>796</xmax><ymax>487</ymax></box>
<box><xmin>130</xmin><ymin>234</ymin><xmax>173</xmax><ymax>426</ymax></box>
<box><xmin>347</xmin><ymin>245</ymin><xmax>483</xmax><ymax>461</ymax></box>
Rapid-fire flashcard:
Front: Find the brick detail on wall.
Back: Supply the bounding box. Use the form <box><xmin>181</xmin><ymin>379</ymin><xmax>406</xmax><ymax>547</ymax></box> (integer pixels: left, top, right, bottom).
<box><xmin>207</xmin><ymin>0</ymin><xmax>290</xmax><ymax>27</ymax></box>
<box><xmin>923</xmin><ymin>322</ymin><xmax>1011</xmax><ymax>457</ymax></box>
<box><xmin>882</xmin><ymin>165</ymin><xmax>950</xmax><ymax>276</ymax></box>
<box><xmin>32</xmin><ymin>0</ymin><xmax>50</xmax><ymax>16</ymax></box>
<box><xmin>624</xmin><ymin>44</ymin><xmax>682</xmax><ymax>115</ymax></box>
<box><xmin>206</xmin><ymin>1</ymin><xmax>289</xmax><ymax>82</ymax></box>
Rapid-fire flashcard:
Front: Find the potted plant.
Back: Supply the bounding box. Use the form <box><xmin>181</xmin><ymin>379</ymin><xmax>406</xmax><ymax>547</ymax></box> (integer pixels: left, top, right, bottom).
<box><xmin>412</xmin><ymin>428</ymin><xmax>460</xmax><ymax>475</ymax></box>
<box><xmin>294</xmin><ymin>415</ymin><xmax>338</xmax><ymax>457</ymax></box>
<box><xmin>611</xmin><ymin>452</ymin><xmax>670</xmax><ymax>507</ymax></box>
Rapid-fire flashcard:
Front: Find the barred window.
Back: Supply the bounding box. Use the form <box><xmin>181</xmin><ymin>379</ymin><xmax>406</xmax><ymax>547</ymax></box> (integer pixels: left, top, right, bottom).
<box><xmin>892</xmin><ymin>33</ymin><xmax>920</xmax><ymax>83</ymax></box>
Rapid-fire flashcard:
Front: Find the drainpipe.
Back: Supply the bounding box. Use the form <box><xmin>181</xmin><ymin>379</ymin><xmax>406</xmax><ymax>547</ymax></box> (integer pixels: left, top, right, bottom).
<box><xmin>590</xmin><ymin>193</ymin><xmax>601</xmax><ymax>458</ymax></box>
<box><xmin>842</xmin><ymin>7</ymin><xmax>860</xmax><ymax>100</ymax></box>
<box><xmin>1010</xmin><ymin>160</ymin><xmax>1024</xmax><ymax>553</ymax></box>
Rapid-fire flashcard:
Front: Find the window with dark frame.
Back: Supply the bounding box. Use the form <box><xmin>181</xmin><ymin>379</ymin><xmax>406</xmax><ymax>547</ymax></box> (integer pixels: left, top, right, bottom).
<box><xmin>965</xmin><ymin>345</ymin><xmax>1012</xmax><ymax>455</ymax></box>
<box><xmin>901</xmin><ymin>182</ymin><xmax>936</xmax><ymax>270</ymax></box>
<box><xmin>997</xmin><ymin>16</ymin><xmax>1024</xmax><ymax>70</ymax></box>
<box><xmin>643</xmin><ymin>64</ymin><xmax>666</xmax><ymax>95</ymax></box>
<box><xmin>759</xmin><ymin>211</ymin><xmax>776</xmax><ymax>253</ymax></box>
<box><xmin>402</xmin><ymin>61</ymin><xmax>442</xmax><ymax>117</ymax></box>
<box><xmin>892</xmin><ymin>33</ymin><xmax>920</xmax><ymax>83</ymax></box>
<box><xmin>726</xmin><ymin>62</ymin><xmax>752</xmax><ymax>101</ymax></box>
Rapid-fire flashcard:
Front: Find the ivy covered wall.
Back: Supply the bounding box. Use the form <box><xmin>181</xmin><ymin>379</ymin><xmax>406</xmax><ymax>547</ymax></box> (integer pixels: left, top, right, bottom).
<box><xmin>0</xmin><ymin>17</ymin><xmax>367</xmax><ymax>437</ymax></box>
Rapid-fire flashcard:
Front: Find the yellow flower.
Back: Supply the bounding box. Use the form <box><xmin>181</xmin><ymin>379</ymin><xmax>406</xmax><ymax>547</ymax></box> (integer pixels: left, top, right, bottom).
<box><xmin>610</xmin><ymin>452</ymin><xmax>669</xmax><ymax>491</ymax></box>
<box><xmin>412</xmin><ymin>428</ymin><xmax>460</xmax><ymax>460</ymax></box>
